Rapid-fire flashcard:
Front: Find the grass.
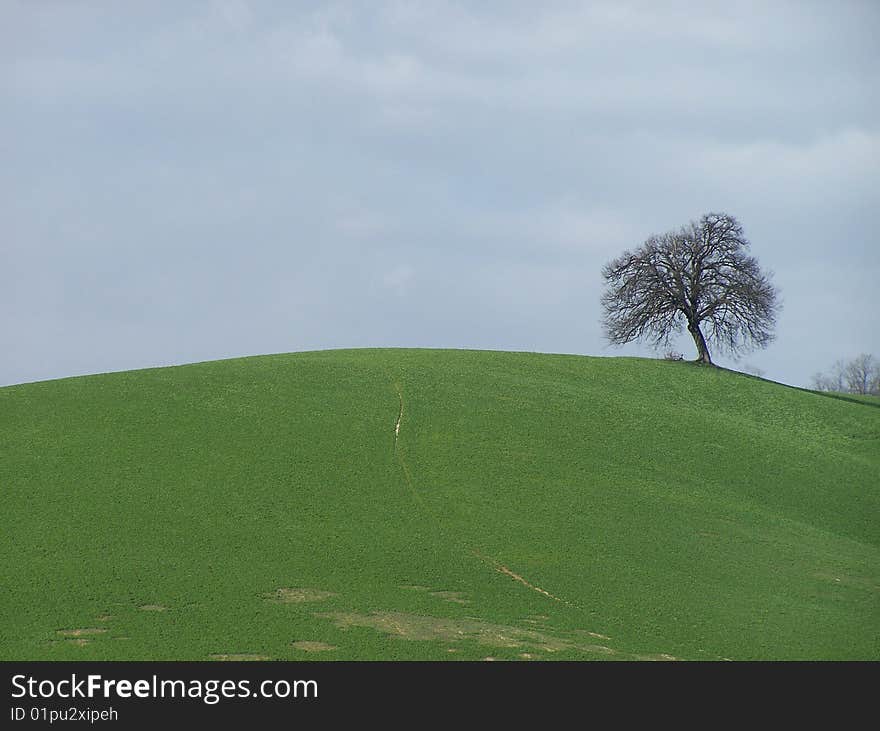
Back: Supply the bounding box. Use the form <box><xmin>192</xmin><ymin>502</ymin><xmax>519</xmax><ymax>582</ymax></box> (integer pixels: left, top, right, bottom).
<box><xmin>1</xmin><ymin>348</ymin><xmax>877</xmax><ymax>661</ymax></box>
<box><xmin>815</xmin><ymin>392</ymin><xmax>880</xmax><ymax>408</ymax></box>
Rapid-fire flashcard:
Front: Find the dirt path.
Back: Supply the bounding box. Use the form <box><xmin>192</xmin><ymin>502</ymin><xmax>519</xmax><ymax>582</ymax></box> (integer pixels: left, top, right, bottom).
<box><xmin>393</xmin><ymin>388</ymin><xmax>403</xmax><ymax>446</ymax></box>
<box><xmin>388</xmin><ymin>379</ymin><xmax>427</xmax><ymax>510</ymax></box>
<box><xmin>472</xmin><ymin>550</ymin><xmax>577</xmax><ymax>608</ymax></box>
<box><xmin>385</xmin><ymin>371</ymin><xmax>581</xmax><ymax>614</ymax></box>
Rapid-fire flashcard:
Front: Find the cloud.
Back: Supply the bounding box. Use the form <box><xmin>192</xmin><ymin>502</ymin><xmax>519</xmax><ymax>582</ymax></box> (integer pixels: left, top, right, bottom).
<box><xmin>1</xmin><ymin>1</ymin><xmax>877</xmax><ymax>388</ymax></box>
<box><xmin>466</xmin><ymin>201</ymin><xmax>643</xmax><ymax>259</ymax></box>
<box><xmin>214</xmin><ymin>0</ymin><xmax>253</xmax><ymax>32</ymax></box>
<box><xmin>378</xmin><ymin>264</ymin><xmax>415</xmax><ymax>296</ymax></box>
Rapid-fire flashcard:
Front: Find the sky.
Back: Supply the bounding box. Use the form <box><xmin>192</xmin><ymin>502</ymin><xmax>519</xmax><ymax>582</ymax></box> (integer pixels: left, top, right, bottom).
<box><xmin>3</xmin><ymin>0</ymin><xmax>878</xmax><ymax>388</ymax></box>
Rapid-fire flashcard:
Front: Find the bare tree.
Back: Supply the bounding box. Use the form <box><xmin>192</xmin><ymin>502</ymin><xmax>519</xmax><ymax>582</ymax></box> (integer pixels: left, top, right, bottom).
<box><xmin>845</xmin><ymin>354</ymin><xmax>876</xmax><ymax>395</ymax></box>
<box><xmin>601</xmin><ymin>213</ymin><xmax>780</xmax><ymax>364</ymax></box>
<box><xmin>811</xmin><ymin>360</ymin><xmax>846</xmax><ymax>393</ymax></box>
<box><xmin>813</xmin><ymin>354</ymin><xmax>880</xmax><ymax>395</ymax></box>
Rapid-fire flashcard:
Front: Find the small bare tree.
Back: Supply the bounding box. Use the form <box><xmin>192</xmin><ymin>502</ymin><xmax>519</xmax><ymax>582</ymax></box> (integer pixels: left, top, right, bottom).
<box><xmin>815</xmin><ymin>354</ymin><xmax>879</xmax><ymax>395</ymax></box>
<box><xmin>844</xmin><ymin>354</ymin><xmax>877</xmax><ymax>395</ymax></box>
<box><xmin>811</xmin><ymin>361</ymin><xmax>845</xmax><ymax>393</ymax></box>
<box><xmin>813</xmin><ymin>353</ymin><xmax>880</xmax><ymax>396</ymax></box>
<box><xmin>601</xmin><ymin>212</ymin><xmax>780</xmax><ymax>364</ymax></box>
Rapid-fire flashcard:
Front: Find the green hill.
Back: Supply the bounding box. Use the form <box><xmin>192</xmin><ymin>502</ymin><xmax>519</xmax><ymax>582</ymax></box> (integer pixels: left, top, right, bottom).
<box><xmin>1</xmin><ymin>349</ymin><xmax>877</xmax><ymax>660</ymax></box>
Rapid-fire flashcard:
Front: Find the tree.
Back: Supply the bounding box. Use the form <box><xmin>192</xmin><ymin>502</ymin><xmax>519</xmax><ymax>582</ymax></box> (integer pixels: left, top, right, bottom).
<box><xmin>844</xmin><ymin>354</ymin><xmax>878</xmax><ymax>395</ymax></box>
<box><xmin>601</xmin><ymin>212</ymin><xmax>780</xmax><ymax>364</ymax></box>
<box><xmin>813</xmin><ymin>354</ymin><xmax>879</xmax><ymax>395</ymax></box>
<box><xmin>811</xmin><ymin>360</ymin><xmax>846</xmax><ymax>393</ymax></box>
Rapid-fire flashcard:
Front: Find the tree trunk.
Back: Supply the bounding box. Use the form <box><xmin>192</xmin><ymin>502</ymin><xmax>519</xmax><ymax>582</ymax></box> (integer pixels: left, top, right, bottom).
<box><xmin>687</xmin><ymin>321</ymin><xmax>712</xmax><ymax>364</ymax></box>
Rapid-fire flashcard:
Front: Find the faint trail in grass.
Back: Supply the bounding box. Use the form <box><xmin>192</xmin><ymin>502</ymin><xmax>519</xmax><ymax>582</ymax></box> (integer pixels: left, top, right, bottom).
<box><xmin>472</xmin><ymin>550</ymin><xmax>578</xmax><ymax>609</ymax></box>
<box><xmin>385</xmin><ymin>373</ymin><xmax>429</xmax><ymax>513</ymax></box>
<box><xmin>394</xmin><ymin>388</ymin><xmax>403</xmax><ymax>447</ymax></box>
<box><xmin>385</xmin><ymin>369</ymin><xmax>584</xmax><ymax>617</ymax></box>
<box><xmin>397</xmin><ymin>449</ymin><xmax>424</xmax><ymax>509</ymax></box>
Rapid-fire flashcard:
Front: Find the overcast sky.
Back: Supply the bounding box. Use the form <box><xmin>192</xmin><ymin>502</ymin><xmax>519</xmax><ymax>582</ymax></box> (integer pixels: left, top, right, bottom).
<box><xmin>3</xmin><ymin>1</ymin><xmax>878</xmax><ymax>388</ymax></box>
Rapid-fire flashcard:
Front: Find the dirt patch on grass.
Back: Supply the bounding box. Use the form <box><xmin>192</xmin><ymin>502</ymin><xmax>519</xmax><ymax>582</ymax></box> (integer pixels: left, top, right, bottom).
<box><xmin>473</xmin><ymin>550</ymin><xmax>574</xmax><ymax>607</ymax></box>
<box><xmin>573</xmin><ymin>629</ymin><xmax>612</xmax><ymax>641</ymax></box>
<box><xmin>315</xmin><ymin>611</ymin><xmax>619</xmax><ymax>656</ymax></box>
<box><xmin>96</xmin><ymin>615</ymin><xmax>113</xmax><ymax>622</ymax></box>
<box><xmin>57</xmin><ymin>628</ymin><xmax>108</xmax><ymax>638</ymax></box>
<box><xmin>209</xmin><ymin>654</ymin><xmax>272</xmax><ymax>661</ymax></box>
<box><xmin>291</xmin><ymin>641</ymin><xmax>337</xmax><ymax>653</ymax></box>
<box><xmin>139</xmin><ymin>605</ymin><xmax>168</xmax><ymax>612</ymax></box>
<box><xmin>634</xmin><ymin>653</ymin><xmax>680</xmax><ymax>661</ymax></box>
<box><xmin>401</xmin><ymin>585</ymin><xmax>470</xmax><ymax>604</ymax></box>
<box><xmin>265</xmin><ymin>588</ymin><xmax>337</xmax><ymax>604</ymax></box>
<box><xmin>493</xmin><ymin>564</ymin><xmax>568</xmax><ymax>604</ymax></box>
<box><xmin>429</xmin><ymin>591</ymin><xmax>470</xmax><ymax>605</ymax></box>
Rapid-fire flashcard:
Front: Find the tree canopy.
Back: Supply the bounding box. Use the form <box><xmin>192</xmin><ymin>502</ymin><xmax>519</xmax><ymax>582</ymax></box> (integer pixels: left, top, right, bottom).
<box><xmin>601</xmin><ymin>213</ymin><xmax>780</xmax><ymax>364</ymax></box>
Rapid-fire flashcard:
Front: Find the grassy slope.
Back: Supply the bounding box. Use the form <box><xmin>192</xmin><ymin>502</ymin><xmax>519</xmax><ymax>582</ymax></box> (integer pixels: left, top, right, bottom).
<box><xmin>821</xmin><ymin>392</ymin><xmax>880</xmax><ymax>407</ymax></box>
<box><xmin>1</xmin><ymin>349</ymin><xmax>877</xmax><ymax>660</ymax></box>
